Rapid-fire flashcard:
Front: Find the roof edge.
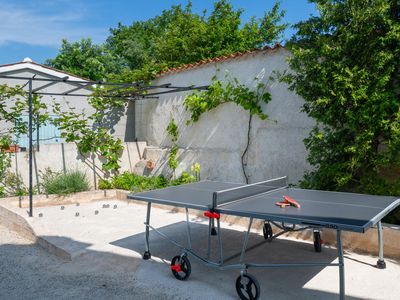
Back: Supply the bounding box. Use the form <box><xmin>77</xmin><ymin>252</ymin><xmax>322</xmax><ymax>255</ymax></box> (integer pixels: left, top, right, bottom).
<box><xmin>156</xmin><ymin>43</ymin><xmax>285</xmax><ymax>78</ymax></box>
<box><xmin>0</xmin><ymin>60</ymin><xmax>90</xmax><ymax>81</ymax></box>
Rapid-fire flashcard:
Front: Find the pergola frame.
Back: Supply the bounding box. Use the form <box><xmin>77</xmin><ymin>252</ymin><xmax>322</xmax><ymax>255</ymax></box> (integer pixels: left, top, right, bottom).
<box><xmin>0</xmin><ymin>74</ymin><xmax>208</xmax><ymax>217</ymax></box>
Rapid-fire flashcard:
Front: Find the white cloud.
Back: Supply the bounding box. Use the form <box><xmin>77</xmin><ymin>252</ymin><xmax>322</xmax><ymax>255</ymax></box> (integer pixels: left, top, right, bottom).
<box><xmin>0</xmin><ymin>1</ymin><xmax>107</xmax><ymax>47</ymax></box>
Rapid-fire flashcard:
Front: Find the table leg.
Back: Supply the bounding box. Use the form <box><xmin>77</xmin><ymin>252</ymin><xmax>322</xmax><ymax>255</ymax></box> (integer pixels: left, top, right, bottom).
<box><xmin>143</xmin><ymin>202</ymin><xmax>152</xmax><ymax>260</ymax></box>
<box><xmin>376</xmin><ymin>221</ymin><xmax>386</xmax><ymax>269</ymax></box>
<box><xmin>207</xmin><ymin>217</ymin><xmax>212</xmax><ymax>258</ymax></box>
<box><xmin>336</xmin><ymin>230</ymin><xmax>345</xmax><ymax>300</ymax></box>
<box><xmin>239</xmin><ymin>217</ymin><xmax>253</xmax><ymax>264</ymax></box>
<box><xmin>211</xmin><ymin>218</ymin><xmax>217</xmax><ymax>235</ymax></box>
<box><xmin>185</xmin><ymin>208</ymin><xmax>192</xmax><ymax>250</ymax></box>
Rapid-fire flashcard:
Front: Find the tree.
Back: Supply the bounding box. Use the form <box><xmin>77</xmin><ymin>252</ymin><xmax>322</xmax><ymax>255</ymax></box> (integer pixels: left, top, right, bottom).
<box><xmin>46</xmin><ymin>38</ymin><xmax>125</xmax><ymax>81</ymax></box>
<box><xmin>107</xmin><ymin>0</ymin><xmax>286</xmax><ymax>71</ymax></box>
<box><xmin>284</xmin><ymin>0</ymin><xmax>400</xmax><ymax>195</ymax></box>
<box><xmin>47</xmin><ymin>1</ymin><xmax>286</xmax><ymax>82</ymax></box>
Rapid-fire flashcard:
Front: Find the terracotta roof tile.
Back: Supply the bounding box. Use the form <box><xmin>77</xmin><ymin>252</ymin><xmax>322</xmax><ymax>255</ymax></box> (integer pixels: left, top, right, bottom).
<box><xmin>157</xmin><ymin>43</ymin><xmax>284</xmax><ymax>77</ymax></box>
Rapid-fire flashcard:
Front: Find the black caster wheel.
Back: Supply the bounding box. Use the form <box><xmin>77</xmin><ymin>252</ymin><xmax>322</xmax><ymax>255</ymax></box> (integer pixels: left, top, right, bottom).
<box><xmin>313</xmin><ymin>231</ymin><xmax>322</xmax><ymax>252</ymax></box>
<box><xmin>170</xmin><ymin>255</ymin><xmax>191</xmax><ymax>281</ymax></box>
<box><xmin>211</xmin><ymin>227</ymin><xmax>217</xmax><ymax>236</ymax></box>
<box><xmin>235</xmin><ymin>273</ymin><xmax>260</xmax><ymax>300</ymax></box>
<box><xmin>376</xmin><ymin>259</ymin><xmax>386</xmax><ymax>269</ymax></box>
<box><xmin>143</xmin><ymin>251</ymin><xmax>151</xmax><ymax>260</ymax></box>
<box><xmin>263</xmin><ymin>222</ymin><xmax>273</xmax><ymax>240</ymax></box>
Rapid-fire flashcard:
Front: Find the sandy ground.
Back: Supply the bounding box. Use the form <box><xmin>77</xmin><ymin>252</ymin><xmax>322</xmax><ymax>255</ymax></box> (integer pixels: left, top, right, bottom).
<box><xmin>0</xmin><ymin>223</ymin><xmax>184</xmax><ymax>300</ymax></box>
<box><xmin>1</xmin><ymin>200</ymin><xmax>400</xmax><ymax>300</ymax></box>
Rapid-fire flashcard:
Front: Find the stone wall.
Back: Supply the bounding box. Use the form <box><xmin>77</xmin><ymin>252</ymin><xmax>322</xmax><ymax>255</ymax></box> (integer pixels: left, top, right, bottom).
<box><xmin>134</xmin><ymin>48</ymin><xmax>314</xmax><ymax>184</ymax></box>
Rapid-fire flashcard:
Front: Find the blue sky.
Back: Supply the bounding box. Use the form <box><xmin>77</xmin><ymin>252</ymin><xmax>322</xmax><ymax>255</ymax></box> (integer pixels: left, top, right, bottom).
<box><xmin>0</xmin><ymin>0</ymin><xmax>317</xmax><ymax>65</ymax></box>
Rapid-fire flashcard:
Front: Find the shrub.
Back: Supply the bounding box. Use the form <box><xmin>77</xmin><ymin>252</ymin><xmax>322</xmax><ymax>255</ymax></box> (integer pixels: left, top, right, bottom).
<box><xmin>0</xmin><ymin>186</ymin><xmax>6</xmax><ymax>197</ymax></box>
<box><xmin>111</xmin><ymin>172</ymin><xmax>169</xmax><ymax>192</ymax></box>
<box><xmin>1</xmin><ymin>172</ymin><xmax>28</xmax><ymax>197</ymax></box>
<box><xmin>170</xmin><ymin>171</ymin><xmax>197</xmax><ymax>186</ymax></box>
<box><xmin>98</xmin><ymin>178</ymin><xmax>113</xmax><ymax>190</ymax></box>
<box><xmin>41</xmin><ymin>169</ymin><xmax>90</xmax><ymax>195</ymax></box>
<box><xmin>101</xmin><ymin>163</ymin><xmax>201</xmax><ymax>192</ymax></box>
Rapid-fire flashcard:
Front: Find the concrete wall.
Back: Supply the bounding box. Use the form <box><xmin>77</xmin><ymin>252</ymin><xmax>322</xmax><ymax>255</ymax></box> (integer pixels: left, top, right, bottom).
<box><xmin>0</xmin><ymin>69</ymin><xmax>135</xmax><ymax>142</ymax></box>
<box><xmin>8</xmin><ymin>141</ymin><xmax>146</xmax><ymax>190</ymax></box>
<box><xmin>135</xmin><ymin>48</ymin><xmax>314</xmax><ymax>184</ymax></box>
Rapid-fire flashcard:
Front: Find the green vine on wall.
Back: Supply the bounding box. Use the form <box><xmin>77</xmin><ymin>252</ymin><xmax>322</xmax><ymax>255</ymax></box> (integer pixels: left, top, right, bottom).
<box><xmin>184</xmin><ymin>75</ymin><xmax>271</xmax><ymax>124</ymax></box>
<box><xmin>183</xmin><ymin>75</ymin><xmax>272</xmax><ymax>183</ymax></box>
<box><xmin>166</xmin><ymin>117</ymin><xmax>179</xmax><ymax>178</ymax></box>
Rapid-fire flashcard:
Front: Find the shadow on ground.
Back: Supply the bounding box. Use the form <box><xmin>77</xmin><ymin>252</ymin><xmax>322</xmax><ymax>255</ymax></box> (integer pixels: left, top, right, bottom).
<box><xmin>0</xmin><ymin>234</ymin><xmax>182</xmax><ymax>300</ymax></box>
<box><xmin>111</xmin><ymin>220</ymin><xmax>366</xmax><ymax>300</ymax></box>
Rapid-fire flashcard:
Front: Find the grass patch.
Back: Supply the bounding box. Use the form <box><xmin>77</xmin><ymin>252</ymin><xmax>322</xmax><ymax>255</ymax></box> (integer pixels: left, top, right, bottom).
<box><xmin>41</xmin><ymin>169</ymin><xmax>90</xmax><ymax>195</ymax></box>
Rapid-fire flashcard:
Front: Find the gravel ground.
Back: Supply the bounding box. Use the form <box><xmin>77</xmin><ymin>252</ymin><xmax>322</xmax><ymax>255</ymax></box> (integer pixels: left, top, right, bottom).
<box><xmin>0</xmin><ymin>224</ymin><xmax>184</xmax><ymax>300</ymax></box>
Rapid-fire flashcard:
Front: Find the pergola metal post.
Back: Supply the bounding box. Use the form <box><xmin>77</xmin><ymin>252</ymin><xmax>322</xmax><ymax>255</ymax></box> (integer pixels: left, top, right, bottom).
<box><xmin>28</xmin><ymin>79</ymin><xmax>33</xmax><ymax>217</ymax></box>
<box><xmin>0</xmin><ymin>74</ymin><xmax>208</xmax><ymax>218</ymax></box>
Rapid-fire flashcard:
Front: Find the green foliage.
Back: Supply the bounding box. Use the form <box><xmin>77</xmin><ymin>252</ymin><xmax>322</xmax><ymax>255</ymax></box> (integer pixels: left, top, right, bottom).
<box><xmin>166</xmin><ymin>118</ymin><xmax>180</xmax><ymax>177</ymax></box>
<box><xmin>0</xmin><ymin>135</ymin><xmax>11</xmax><ymax>180</ymax></box>
<box><xmin>1</xmin><ymin>172</ymin><xmax>28</xmax><ymax>197</ymax></box>
<box><xmin>184</xmin><ymin>74</ymin><xmax>272</xmax><ymax>123</ymax></box>
<box><xmin>50</xmin><ymin>1</ymin><xmax>286</xmax><ymax>81</ymax></box>
<box><xmin>0</xmin><ymin>186</ymin><xmax>5</xmax><ymax>198</ymax></box>
<box><xmin>98</xmin><ymin>178</ymin><xmax>113</xmax><ymax>190</ymax></box>
<box><xmin>170</xmin><ymin>163</ymin><xmax>201</xmax><ymax>185</ymax></box>
<box><xmin>46</xmin><ymin>38</ymin><xmax>125</xmax><ymax>81</ymax></box>
<box><xmin>0</xmin><ymin>85</ymin><xmax>49</xmax><ymax>138</ymax></box>
<box><xmin>166</xmin><ymin>117</ymin><xmax>179</xmax><ymax>143</ymax></box>
<box><xmin>110</xmin><ymin>172</ymin><xmax>169</xmax><ymax>192</ymax></box>
<box><xmin>40</xmin><ymin>168</ymin><xmax>90</xmax><ymax>195</ymax></box>
<box><xmin>110</xmin><ymin>1</ymin><xmax>285</xmax><ymax>69</ymax></box>
<box><xmin>52</xmin><ymin>92</ymin><xmax>125</xmax><ymax>173</ymax></box>
<box><xmin>0</xmin><ymin>84</ymin><xmax>49</xmax><ymax>187</ymax></box>
<box><xmin>100</xmin><ymin>163</ymin><xmax>200</xmax><ymax>192</ymax></box>
<box><xmin>184</xmin><ymin>74</ymin><xmax>271</xmax><ymax>183</ymax></box>
<box><xmin>284</xmin><ymin>0</ymin><xmax>400</xmax><ymax>195</ymax></box>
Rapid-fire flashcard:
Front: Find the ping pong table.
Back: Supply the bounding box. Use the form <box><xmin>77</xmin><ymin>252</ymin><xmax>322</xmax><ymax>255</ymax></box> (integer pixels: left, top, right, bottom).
<box><xmin>128</xmin><ymin>176</ymin><xmax>400</xmax><ymax>300</ymax></box>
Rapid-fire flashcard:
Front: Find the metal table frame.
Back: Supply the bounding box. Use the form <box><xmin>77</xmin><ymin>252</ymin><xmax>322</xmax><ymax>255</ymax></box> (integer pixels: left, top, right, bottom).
<box><xmin>141</xmin><ymin>201</ymin><xmax>387</xmax><ymax>300</ymax></box>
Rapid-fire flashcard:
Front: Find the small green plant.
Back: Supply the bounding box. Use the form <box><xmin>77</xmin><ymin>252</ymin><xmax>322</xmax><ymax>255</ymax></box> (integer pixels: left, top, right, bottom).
<box><xmin>191</xmin><ymin>162</ymin><xmax>201</xmax><ymax>181</ymax></box>
<box><xmin>0</xmin><ymin>135</ymin><xmax>12</xmax><ymax>181</ymax></box>
<box><xmin>111</xmin><ymin>172</ymin><xmax>169</xmax><ymax>192</ymax></box>
<box><xmin>40</xmin><ymin>169</ymin><xmax>90</xmax><ymax>195</ymax></box>
<box><xmin>171</xmin><ymin>163</ymin><xmax>201</xmax><ymax>185</ymax></box>
<box><xmin>98</xmin><ymin>178</ymin><xmax>113</xmax><ymax>190</ymax></box>
<box><xmin>0</xmin><ymin>186</ymin><xmax>5</xmax><ymax>197</ymax></box>
<box><xmin>1</xmin><ymin>172</ymin><xmax>28</xmax><ymax>197</ymax></box>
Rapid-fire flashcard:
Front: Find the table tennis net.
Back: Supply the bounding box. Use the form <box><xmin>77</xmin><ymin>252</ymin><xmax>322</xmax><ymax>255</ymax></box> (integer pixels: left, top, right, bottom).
<box><xmin>213</xmin><ymin>176</ymin><xmax>288</xmax><ymax>207</ymax></box>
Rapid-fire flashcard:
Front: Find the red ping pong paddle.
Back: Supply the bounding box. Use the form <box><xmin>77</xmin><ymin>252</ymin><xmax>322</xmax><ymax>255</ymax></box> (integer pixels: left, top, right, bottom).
<box><xmin>275</xmin><ymin>195</ymin><xmax>301</xmax><ymax>208</ymax></box>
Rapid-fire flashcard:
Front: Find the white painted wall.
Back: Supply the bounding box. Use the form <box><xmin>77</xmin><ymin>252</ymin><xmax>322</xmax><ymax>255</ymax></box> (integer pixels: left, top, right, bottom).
<box><xmin>8</xmin><ymin>141</ymin><xmax>146</xmax><ymax>190</ymax></box>
<box><xmin>135</xmin><ymin>48</ymin><xmax>315</xmax><ymax>184</ymax></box>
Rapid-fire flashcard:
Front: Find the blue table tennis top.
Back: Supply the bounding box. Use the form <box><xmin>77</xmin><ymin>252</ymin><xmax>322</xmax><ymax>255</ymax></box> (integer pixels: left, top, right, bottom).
<box><xmin>128</xmin><ymin>180</ymin><xmax>400</xmax><ymax>233</ymax></box>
